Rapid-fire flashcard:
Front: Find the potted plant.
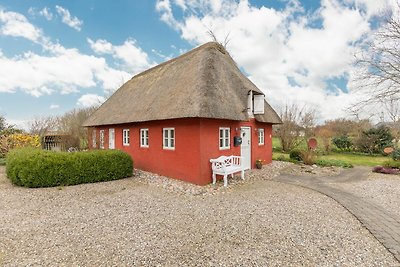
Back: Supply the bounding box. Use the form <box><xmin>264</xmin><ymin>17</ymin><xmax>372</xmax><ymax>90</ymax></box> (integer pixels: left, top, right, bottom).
<box><xmin>255</xmin><ymin>159</ymin><xmax>263</xmax><ymax>169</ymax></box>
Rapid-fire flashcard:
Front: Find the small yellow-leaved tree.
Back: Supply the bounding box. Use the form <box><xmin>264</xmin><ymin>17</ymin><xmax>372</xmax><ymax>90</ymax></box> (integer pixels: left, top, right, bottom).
<box><xmin>0</xmin><ymin>134</ymin><xmax>41</xmax><ymax>157</ymax></box>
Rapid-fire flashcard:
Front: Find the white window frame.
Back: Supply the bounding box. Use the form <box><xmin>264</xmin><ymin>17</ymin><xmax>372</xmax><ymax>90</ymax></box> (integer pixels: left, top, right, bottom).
<box><xmin>258</xmin><ymin>128</ymin><xmax>265</xmax><ymax>145</ymax></box>
<box><xmin>99</xmin><ymin>130</ymin><xmax>105</xmax><ymax>149</ymax></box>
<box><xmin>140</xmin><ymin>128</ymin><xmax>149</xmax><ymax>148</ymax></box>
<box><xmin>92</xmin><ymin>129</ymin><xmax>97</xmax><ymax>148</ymax></box>
<box><xmin>123</xmin><ymin>129</ymin><xmax>130</xmax><ymax>146</ymax></box>
<box><xmin>163</xmin><ymin>128</ymin><xmax>175</xmax><ymax>150</ymax></box>
<box><xmin>219</xmin><ymin>127</ymin><xmax>230</xmax><ymax>150</ymax></box>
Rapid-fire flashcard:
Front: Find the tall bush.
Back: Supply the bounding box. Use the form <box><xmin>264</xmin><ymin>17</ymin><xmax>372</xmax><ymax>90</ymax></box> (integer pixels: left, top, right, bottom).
<box><xmin>332</xmin><ymin>135</ymin><xmax>353</xmax><ymax>151</ymax></box>
<box><xmin>355</xmin><ymin>127</ymin><xmax>393</xmax><ymax>154</ymax></box>
<box><xmin>6</xmin><ymin>148</ymin><xmax>133</xmax><ymax>187</ymax></box>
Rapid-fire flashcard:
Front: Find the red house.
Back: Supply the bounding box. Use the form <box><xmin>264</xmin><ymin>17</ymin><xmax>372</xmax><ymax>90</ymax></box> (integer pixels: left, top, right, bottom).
<box><xmin>83</xmin><ymin>42</ymin><xmax>282</xmax><ymax>185</ymax></box>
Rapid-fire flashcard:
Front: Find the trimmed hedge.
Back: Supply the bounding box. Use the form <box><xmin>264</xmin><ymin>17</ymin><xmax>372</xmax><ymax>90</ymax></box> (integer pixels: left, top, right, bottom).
<box><xmin>6</xmin><ymin>148</ymin><xmax>133</xmax><ymax>188</ymax></box>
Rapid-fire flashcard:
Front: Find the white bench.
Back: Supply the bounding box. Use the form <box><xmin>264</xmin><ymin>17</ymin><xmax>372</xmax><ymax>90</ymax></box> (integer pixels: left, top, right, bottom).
<box><xmin>210</xmin><ymin>155</ymin><xmax>244</xmax><ymax>187</ymax></box>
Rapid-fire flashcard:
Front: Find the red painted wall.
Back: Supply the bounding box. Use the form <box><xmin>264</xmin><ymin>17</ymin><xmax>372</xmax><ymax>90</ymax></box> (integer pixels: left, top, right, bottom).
<box><xmin>198</xmin><ymin>118</ymin><xmax>272</xmax><ymax>183</ymax></box>
<box><xmin>89</xmin><ymin>118</ymin><xmax>273</xmax><ymax>185</ymax></box>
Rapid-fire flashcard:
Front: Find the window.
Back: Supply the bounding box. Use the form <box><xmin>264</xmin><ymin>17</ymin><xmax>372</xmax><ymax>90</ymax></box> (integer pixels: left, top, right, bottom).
<box><xmin>123</xmin><ymin>129</ymin><xmax>130</xmax><ymax>146</ymax></box>
<box><xmin>109</xmin><ymin>128</ymin><xmax>115</xmax><ymax>149</ymax></box>
<box><xmin>99</xmin><ymin>130</ymin><xmax>105</xmax><ymax>149</ymax></box>
<box><xmin>163</xmin><ymin>128</ymin><xmax>175</xmax><ymax>150</ymax></box>
<box><xmin>253</xmin><ymin>94</ymin><xmax>265</xmax><ymax>114</ymax></box>
<box><xmin>219</xmin><ymin>127</ymin><xmax>230</xmax><ymax>150</ymax></box>
<box><xmin>258</xmin><ymin>128</ymin><xmax>265</xmax><ymax>145</ymax></box>
<box><xmin>140</xmin><ymin>129</ymin><xmax>149</xmax><ymax>147</ymax></box>
<box><xmin>92</xmin><ymin>129</ymin><xmax>96</xmax><ymax>148</ymax></box>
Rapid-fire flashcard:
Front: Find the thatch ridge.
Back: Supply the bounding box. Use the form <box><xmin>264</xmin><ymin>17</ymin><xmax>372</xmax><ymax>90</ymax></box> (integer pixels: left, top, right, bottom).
<box><xmin>83</xmin><ymin>42</ymin><xmax>282</xmax><ymax>127</ymax></box>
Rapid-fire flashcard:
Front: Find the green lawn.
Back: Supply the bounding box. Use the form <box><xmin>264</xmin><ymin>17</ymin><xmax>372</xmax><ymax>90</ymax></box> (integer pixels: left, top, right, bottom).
<box><xmin>272</xmin><ymin>137</ymin><xmax>391</xmax><ymax>167</ymax></box>
<box><xmin>272</xmin><ymin>151</ymin><xmax>388</xmax><ymax>167</ymax></box>
<box><xmin>320</xmin><ymin>153</ymin><xmax>388</xmax><ymax>167</ymax></box>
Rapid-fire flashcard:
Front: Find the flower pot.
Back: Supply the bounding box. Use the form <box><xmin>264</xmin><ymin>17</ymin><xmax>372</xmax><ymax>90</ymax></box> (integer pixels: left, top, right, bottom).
<box><xmin>256</xmin><ymin>162</ymin><xmax>262</xmax><ymax>169</ymax></box>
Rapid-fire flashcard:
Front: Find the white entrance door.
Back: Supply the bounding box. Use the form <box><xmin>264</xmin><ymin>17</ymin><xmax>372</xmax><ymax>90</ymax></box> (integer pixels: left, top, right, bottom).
<box><xmin>240</xmin><ymin>127</ymin><xmax>251</xmax><ymax>170</ymax></box>
<box><xmin>109</xmin><ymin>128</ymin><xmax>115</xmax><ymax>149</ymax></box>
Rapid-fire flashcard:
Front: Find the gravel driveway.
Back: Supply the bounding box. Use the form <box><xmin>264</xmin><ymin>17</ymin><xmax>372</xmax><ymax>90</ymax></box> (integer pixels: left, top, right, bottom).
<box><xmin>332</xmin><ymin>171</ymin><xmax>400</xmax><ymax>220</ymax></box>
<box><xmin>0</xmin><ymin>165</ymin><xmax>397</xmax><ymax>266</ymax></box>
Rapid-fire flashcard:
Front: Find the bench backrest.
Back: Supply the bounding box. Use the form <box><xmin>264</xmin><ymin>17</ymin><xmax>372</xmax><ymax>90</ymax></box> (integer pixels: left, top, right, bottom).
<box><xmin>210</xmin><ymin>155</ymin><xmax>242</xmax><ymax>171</ymax></box>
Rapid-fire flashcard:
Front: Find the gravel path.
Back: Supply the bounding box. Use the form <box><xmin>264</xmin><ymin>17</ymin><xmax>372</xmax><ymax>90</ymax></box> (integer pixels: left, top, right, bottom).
<box><xmin>0</xmin><ymin>165</ymin><xmax>397</xmax><ymax>266</ymax></box>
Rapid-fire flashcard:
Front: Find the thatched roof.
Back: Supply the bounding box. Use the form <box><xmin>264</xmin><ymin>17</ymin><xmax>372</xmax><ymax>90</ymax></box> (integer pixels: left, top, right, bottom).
<box><xmin>83</xmin><ymin>42</ymin><xmax>282</xmax><ymax>127</ymax></box>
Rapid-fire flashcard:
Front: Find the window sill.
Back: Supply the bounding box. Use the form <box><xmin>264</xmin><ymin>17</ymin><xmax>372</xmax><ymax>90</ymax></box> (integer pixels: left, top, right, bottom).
<box><xmin>163</xmin><ymin>147</ymin><xmax>175</xmax><ymax>151</ymax></box>
<box><xmin>219</xmin><ymin>147</ymin><xmax>230</xmax><ymax>150</ymax></box>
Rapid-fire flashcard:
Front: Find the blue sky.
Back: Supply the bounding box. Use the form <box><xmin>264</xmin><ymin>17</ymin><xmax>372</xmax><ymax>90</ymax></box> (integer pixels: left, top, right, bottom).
<box><xmin>0</xmin><ymin>0</ymin><xmax>396</xmax><ymax>128</ymax></box>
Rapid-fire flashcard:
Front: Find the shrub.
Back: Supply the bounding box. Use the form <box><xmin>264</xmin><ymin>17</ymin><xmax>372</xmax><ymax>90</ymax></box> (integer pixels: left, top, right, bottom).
<box><xmin>6</xmin><ymin>148</ymin><xmax>133</xmax><ymax>188</ymax></box>
<box><xmin>301</xmin><ymin>150</ymin><xmax>317</xmax><ymax>165</ymax></box>
<box><xmin>372</xmin><ymin>166</ymin><xmax>400</xmax><ymax>175</ymax></box>
<box><xmin>392</xmin><ymin>149</ymin><xmax>400</xmax><ymax>161</ymax></box>
<box><xmin>289</xmin><ymin>149</ymin><xmax>302</xmax><ymax>161</ymax></box>
<box><xmin>332</xmin><ymin>135</ymin><xmax>353</xmax><ymax>151</ymax></box>
<box><xmin>272</xmin><ymin>154</ymin><xmax>299</xmax><ymax>163</ymax></box>
<box><xmin>0</xmin><ymin>134</ymin><xmax>40</xmax><ymax>157</ymax></box>
<box><xmin>354</xmin><ymin>127</ymin><xmax>393</xmax><ymax>154</ymax></box>
<box><xmin>314</xmin><ymin>159</ymin><xmax>353</xmax><ymax>168</ymax></box>
<box><xmin>383</xmin><ymin>160</ymin><xmax>400</xmax><ymax>169</ymax></box>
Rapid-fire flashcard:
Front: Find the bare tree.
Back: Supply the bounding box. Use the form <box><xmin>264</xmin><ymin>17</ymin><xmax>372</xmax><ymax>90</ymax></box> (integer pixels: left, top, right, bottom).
<box><xmin>29</xmin><ymin>116</ymin><xmax>59</xmax><ymax>136</ymax></box>
<box><xmin>28</xmin><ymin>106</ymin><xmax>97</xmax><ymax>149</ymax></box>
<box><xmin>355</xmin><ymin>6</ymin><xmax>400</xmax><ymax>103</ymax></box>
<box><xmin>299</xmin><ymin>108</ymin><xmax>317</xmax><ymax>139</ymax></box>
<box><xmin>0</xmin><ymin>115</ymin><xmax>23</xmax><ymax>135</ymax></box>
<box><xmin>0</xmin><ymin>116</ymin><xmax>6</xmax><ymax>132</ymax></box>
<box><xmin>275</xmin><ymin>103</ymin><xmax>317</xmax><ymax>151</ymax></box>
<box><xmin>381</xmin><ymin>96</ymin><xmax>400</xmax><ymax>123</ymax></box>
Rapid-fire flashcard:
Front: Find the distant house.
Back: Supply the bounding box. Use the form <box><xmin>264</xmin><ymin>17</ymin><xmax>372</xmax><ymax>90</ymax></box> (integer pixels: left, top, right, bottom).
<box><xmin>83</xmin><ymin>42</ymin><xmax>282</xmax><ymax>185</ymax></box>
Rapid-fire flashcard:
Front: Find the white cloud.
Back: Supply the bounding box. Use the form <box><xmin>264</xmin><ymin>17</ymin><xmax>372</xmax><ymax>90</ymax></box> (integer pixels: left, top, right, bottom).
<box><xmin>49</xmin><ymin>104</ymin><xmax>59</xmax><ymax>109</ymax></box>
<box><xmin>156</xmin><ymin>0</ymin><xmax>181</xmax><ymax>29</ymax></box>
<box><xmin>0</xmin><ymin>47</ymin><xmax>132</xmax><ymax>97</ymax></box>
<box><xmin>0</xmin><ymin>8</ymin><xmax>135</xmax><ymax>98</ymax></box>
<box><xmin>88</xmin><ymin>38</ymin><xmax>154</xmax><ymax>74</ymax></box>
<box><xmin>39</xmin><ymin>7</ymin><xmax>53</xmax><ymax>20</ymax></box>
<box><xmin>88</xmin><ymin>38</ymin><xmax>113</xmax><ymax>54</ymax></box>
<box><xmin>55</xmin><ymin>5</ymin><xmax>82</xmax><ymax>31</ymax></box>
<box><xmin>156</xmin><ymin>0</ymin><xmax>397</xmax><ymax>121</ymax></box>
<box><xmin>77</xmin><ymin>94</ymin><xmax>105</xmax><ymax>107</ymax></box>
<box><xmin>29</xmin><ymin>7</ymin><xmax>53</xmax><ymax>20</ymax></box>
<box><xmin>0</xmin><ymin>8</ymin><xmax>42</xmax><ymax>42</ymax></box>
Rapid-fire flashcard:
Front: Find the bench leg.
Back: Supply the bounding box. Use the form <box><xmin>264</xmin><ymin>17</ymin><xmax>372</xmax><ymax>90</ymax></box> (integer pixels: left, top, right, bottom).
<box><xmin>223</xmin><ymin>174</ymin><xmax>228</xmax><ymax>187</ymax></box>
<box><xmin>241</xmin><ymin>170</ymin><xmax>244</xmax><ymax>180</ymax></box>
<box><xmin>212</xmin><ymin>173</ymin><xmax>216</xmax><ymax>185</ymax></box>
